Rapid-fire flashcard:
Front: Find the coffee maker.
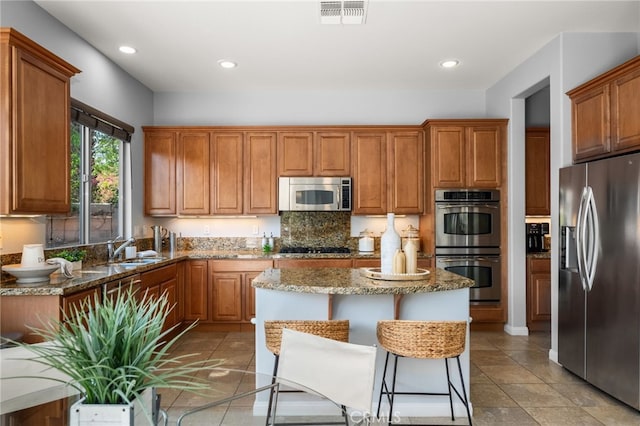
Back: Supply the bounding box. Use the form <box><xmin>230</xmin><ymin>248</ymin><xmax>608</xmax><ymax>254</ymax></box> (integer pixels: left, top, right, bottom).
<box><xmin>526</xmin><ymin>223</ymin><xmax>546</xmax><ymax>253</ymax></box>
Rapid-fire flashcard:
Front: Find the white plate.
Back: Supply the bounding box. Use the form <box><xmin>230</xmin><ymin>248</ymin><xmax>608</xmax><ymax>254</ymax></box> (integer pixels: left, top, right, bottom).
<box><xmin>1</xmin><ymin>264</ymin><xmax>59</xmax><ymax>283</ymax></box>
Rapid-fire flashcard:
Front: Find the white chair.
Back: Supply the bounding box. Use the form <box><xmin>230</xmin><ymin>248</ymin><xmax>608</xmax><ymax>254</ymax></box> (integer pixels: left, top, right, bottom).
<box><xmin>271</xmin><ymin>328</ymin><xmax>377</xmax><ymax>426</ymax></box>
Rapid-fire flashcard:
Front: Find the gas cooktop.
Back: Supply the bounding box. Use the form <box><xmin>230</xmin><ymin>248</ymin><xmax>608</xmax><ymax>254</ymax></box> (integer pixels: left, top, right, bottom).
<box><xmin>279</xmin><ymin>247</ymin><xmax>351</xmax><ymax>254</ymax></box>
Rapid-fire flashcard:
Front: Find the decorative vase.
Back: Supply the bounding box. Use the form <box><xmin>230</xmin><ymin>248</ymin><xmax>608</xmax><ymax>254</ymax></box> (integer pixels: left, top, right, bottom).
<box><xmin>392</xmin><ymin>249</ymin><xmax>406</xmax><ymax>274</ymax></box>
<box><xmin>404</xmin><ymin>238</ymin><xmax>418</xmax><ymax>274</ymax></box>
<box><xmin>380</xmin><ymin>213</ymin><xmax>401</xmax><ymax>274</ymax></box>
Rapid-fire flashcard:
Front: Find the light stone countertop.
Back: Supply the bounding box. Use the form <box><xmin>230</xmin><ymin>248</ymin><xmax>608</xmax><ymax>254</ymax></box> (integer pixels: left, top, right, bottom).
<box><xmin>252</xmin><ymin>267</ymin><xmax>474</xmax><ymax>295</ymax></box>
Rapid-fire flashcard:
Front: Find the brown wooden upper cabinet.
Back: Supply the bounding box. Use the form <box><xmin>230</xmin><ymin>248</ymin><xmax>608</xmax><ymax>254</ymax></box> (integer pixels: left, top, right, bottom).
<box><xmin>144</xmin><ymin>130</ymin><xmax>177</xmax><ymax>216</ymax></box>
<box><xmin>177</xmin><ymin>131</ymin><xmax>210</xmax><ymax>215</ymax></box>
<box><xmin>388</xmin><ymin>131</ymin><xmax>424</xmax><ymax>214</ymax></box>
<box><xmin>426</xmin><ymin>119</ymin><xmax>506</xmax><ymax>189</ymax></box>
<box><xmin>351</xmin><ymin>129</ymin><xmax>424</xmax><ymax>215</ymax></box>
<box><xmin>244</xmin><ymin>132</ymin><xmax>278</xmax><ymax>215</ymax></box>
<box><xmin>144</xmin><ymin>128</ymin><xmax>277</xmax><ymax>216</ymax></box>
<box><xmin>351</xmin><ymin>132</ymin><xmax>387</xmax><ymax>214</ymax></box>
<box><xmin>525</xmin><ymin>128</ymin><xmax>550</xmax><ymax>216</ymax></box>
<box><xmin>0</xmin><ymin>28</ymin><xmax>80</xmax><ymax>214</ymax></box>
<box><xmin>568</xmin><ymin>55</ymin><xmax>640</xmax><ymax>163</ymax></box>
<box><xmin>277</xmin><ymin>131</ymin><xmax>350</xmax><ymax>176</ymax></box>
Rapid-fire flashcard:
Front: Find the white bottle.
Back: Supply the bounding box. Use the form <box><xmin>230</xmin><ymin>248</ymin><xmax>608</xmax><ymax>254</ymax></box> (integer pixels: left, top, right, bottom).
<box><xmin>404</xmin><ymin>238</ymin><xmax>418</xmax><ymax>274</ymax></box>
<box><xmin>380</xmin><ymin>213</ymin><xmax>401</xmax><ymax>274</ymax></box>
<box><xmin>393</xmin><ymin>249</ymin><xmax>406</xmax><ymax>274</ymax></box>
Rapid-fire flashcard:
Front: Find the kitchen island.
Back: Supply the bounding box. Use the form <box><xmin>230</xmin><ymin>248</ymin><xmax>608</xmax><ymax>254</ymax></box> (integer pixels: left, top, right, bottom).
<box><xmin>252</xmin><ymin>267</ymin><xmax>474</xmax><ymax>421</ymax></box>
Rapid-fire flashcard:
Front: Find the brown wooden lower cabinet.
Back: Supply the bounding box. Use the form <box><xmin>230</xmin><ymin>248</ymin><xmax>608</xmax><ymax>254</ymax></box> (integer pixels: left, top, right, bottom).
<box><xmin>184</xmin><ymin>259</ymin><xmax>272</xmax><ymax>331</ymax></box>
<box><xmin>140</xmin><ymin>263</ymin><xmax>179</xmax><ymax>333</ymax></box>
<box><xmin>527</xmin><ymin>256</ymin><xmax>551</xmax><ymax>331</ymax></box>
<box><xmin>185</xmin><ymin>260</ymin><xmax>209</xmax><ymax>321</ymax></box>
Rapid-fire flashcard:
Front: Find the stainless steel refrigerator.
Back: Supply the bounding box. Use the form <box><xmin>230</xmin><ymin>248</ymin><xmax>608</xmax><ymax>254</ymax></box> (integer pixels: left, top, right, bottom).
<box><xmin>559</xmin><ymin>152</ymin><xmax>640</xmax><ymax>409</ymax></box>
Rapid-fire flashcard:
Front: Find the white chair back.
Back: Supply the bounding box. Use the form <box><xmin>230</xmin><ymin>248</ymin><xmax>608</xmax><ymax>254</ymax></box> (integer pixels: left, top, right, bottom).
<box><xmin>277</xmin><ymin>328</ymin><xmax>377</xmax><ymax>414</ymax></box>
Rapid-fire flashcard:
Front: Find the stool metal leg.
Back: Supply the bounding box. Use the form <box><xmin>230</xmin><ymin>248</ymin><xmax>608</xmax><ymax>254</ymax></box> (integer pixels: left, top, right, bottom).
<box><xmin>376</xmin><ymin>351</ymin><xmax>392</xmax><ymax>418</ymax></box>
<box><xmin>444</xmin><ymin>358</ymin><xmax>455</xmax><ymax>421</ymax></box>
<box><xmin>455</xmin><ymin>355</ymin><xmax>473</xmax><ymax>426</ymax></box>
<box><xmin>388</xmin><ymin>354</ymin><xmax>400</xmax><ymax>426</ymax></box>
<box><xmin>265</xmin><ymin>354</ymin><xmax>280</xmax><ymax>426</ymax></box>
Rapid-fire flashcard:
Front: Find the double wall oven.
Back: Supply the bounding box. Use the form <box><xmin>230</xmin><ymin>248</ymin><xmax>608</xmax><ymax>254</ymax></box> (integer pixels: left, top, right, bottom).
<box><xmin>435</xmin><ymin>189</ymin><xmax>501</xmax><ymax>303</ymax></box>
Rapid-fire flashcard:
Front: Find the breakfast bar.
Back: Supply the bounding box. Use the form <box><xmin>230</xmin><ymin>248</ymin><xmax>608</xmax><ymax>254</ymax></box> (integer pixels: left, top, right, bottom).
<box><xmin>252</xmin><ymin>267</ymin><xmax>474</xmax><ymax>420</ymax></box>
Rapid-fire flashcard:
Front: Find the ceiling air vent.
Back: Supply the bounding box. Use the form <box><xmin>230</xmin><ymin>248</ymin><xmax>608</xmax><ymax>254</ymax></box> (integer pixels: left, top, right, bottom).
<box><xmin>320</xmin><ymin>1</ymin><xmax>367</xmax><ymax>25</ymax></box>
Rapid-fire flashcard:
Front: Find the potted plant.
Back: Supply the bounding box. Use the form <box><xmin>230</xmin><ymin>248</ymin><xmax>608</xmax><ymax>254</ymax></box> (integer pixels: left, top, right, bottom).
<box><xmin>11</xmin><ymin>285</ymin><xmax>220</xmax><ymax>425</ymax></box>
<box><xmin>53</xmin><ymin>248</ymin><xmax>87</xmax><ymax>271</ymax></box>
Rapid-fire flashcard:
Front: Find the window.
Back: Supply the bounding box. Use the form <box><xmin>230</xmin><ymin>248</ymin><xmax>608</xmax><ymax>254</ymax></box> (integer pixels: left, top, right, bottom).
<box><xmin>46</xmin><ymin>100</ymin><xmax>134</xmax><ymax>248</ymax></box>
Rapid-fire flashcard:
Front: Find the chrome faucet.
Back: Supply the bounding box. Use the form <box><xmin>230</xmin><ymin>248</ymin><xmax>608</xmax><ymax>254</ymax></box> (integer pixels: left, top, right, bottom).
<box><xmin>107</xmin><ymin>236</ymin><xmax>136</xmax><ymax>263</ymax></box>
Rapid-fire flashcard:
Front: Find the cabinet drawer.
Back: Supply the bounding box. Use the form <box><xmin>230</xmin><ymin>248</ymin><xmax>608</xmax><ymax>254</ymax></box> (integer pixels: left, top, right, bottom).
<box><xmin>141</xmin><ymin>263</ymin><xmax>177</xmax><ymax>286</ymax></box>
<box><xmin>210</xmin><ymin>259</ymin><xmax>272</xmax><ymax>272</ymax></box>
<box><xmin>528</xmin><ymin>257</ymin><xmax>550</xmax><ymax>273</ymax></box>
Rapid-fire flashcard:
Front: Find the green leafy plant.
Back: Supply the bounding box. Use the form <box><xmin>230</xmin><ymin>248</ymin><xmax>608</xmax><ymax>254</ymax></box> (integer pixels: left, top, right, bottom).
<box><xmin>10</xmin><ymin>286</ymin><xmax>221</xmax><ymax>412</ymax></box>
<box><xmin>53</xmin><ymin>248</ymin><xmax>86</xmax><ymax>262</ymax></box>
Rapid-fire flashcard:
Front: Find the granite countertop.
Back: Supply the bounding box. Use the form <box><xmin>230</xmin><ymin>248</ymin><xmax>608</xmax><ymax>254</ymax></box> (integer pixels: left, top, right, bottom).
<box><xmin>252</xmin><ymin>267</ymin><xmax>474</xmax><ymax>295</ymax></box>
<box><xmin>0</xmin><ymin>250</ymin><xmax>435</xmax><ymax>296</ymax></box>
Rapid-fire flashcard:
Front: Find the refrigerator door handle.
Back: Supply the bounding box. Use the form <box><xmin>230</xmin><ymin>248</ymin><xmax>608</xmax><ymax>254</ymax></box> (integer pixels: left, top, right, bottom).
<box><xmin>584</xmin><ymin>186</ymin><xmax>600</xmax><ymax>291</ymax></box>
<box><xmin>576</xmin><ymin>186</ymin><xmax>589</xmax><ymax>291</ymax></box>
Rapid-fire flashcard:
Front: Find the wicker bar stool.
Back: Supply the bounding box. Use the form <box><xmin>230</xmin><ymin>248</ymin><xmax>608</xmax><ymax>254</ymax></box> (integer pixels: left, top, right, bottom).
<box><xmin>376</xmin><ymin>320</ymin><xmax>472</xmax><ymax>426</ymax></box>
<box><xmin>264</xmin><ymin>320</ymin><xmax>350</xmax><ymax>426</ymax></box>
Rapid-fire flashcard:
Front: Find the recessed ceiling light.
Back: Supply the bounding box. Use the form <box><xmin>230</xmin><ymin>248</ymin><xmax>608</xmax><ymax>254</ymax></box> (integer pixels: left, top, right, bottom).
<box><xmin>119</xmin><ymin>46</ymin><xmax>137</xmax><ymax>54</ymax></box>
<box><xmin>440</xmin><ymin>59</ymin><xmax>460</xmax><ymax>69</ymax></box>
<box><xmin>217</xmin><ymin>59</ymin><xmax>238</xmax><ymax>69</ymax></box>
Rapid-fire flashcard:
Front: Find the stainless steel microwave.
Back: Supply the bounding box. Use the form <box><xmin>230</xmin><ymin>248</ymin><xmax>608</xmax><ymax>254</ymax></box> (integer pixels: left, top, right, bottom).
<box><xmin>278</xmin><ymin>177</ymin><xmax>351</xmax><ymax>211</ymax></box>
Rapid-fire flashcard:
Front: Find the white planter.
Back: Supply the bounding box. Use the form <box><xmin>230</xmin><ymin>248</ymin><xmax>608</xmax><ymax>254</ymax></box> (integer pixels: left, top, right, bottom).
<box><xmin>69</xmin><ymin>388</ymin><xmax>159</xmax><ymax>426</ymax></box>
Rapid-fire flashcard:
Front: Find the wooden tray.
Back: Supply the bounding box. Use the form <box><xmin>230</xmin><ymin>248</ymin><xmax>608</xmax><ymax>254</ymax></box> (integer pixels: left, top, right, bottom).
<box><xmin>360</xmin><ymin>267</ymin><xmax>430</xmax><ymax>281</ymax></box>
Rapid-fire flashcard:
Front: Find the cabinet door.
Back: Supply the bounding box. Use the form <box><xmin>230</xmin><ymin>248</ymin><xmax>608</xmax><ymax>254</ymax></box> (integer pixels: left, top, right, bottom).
<box><xmin>571</xmin><ymin>84</ymin><xmax>611</xmax><ymax>162</ymax></box>
<box><xmin>277</xmin><ymin>132</ymin><xmax>314</xmax><ymax>176</ymax></box>
<box><xmin>243</xmin><ymin>271</ymin><xmax>261</xmax><ymax>322</ymax></box>
<box><xmin>177</xmin><ymin>131</ymin><xmax>210</xmax><ymax>215</ymax></box>
<box><xmin>430</xmin><ymin>126</ymin><xmax>465</xmax><ymax>188</ymax></box>
<box><xmin>611</xmin><ymin>66</ymin><xmax>640</xmax><ymax>152</ymax></box>
<box><xmin>211</xmin><ymin>273</ymin><xmax>243</xmax><ymax>321</ymax></box>
<box><xmin>62</xmin><ymin>287</ymin><xmax>100</xmax><ymax>318</ymax></box>
<box><xmin>8</xmin><ymin>48</ymin><xmax>72</xmax><ymax>214</ymax></box>
<box><xmin>176</xmin><ymin>261</ymin><xmax>185</xmax><ymax>323</ymax></box>
<box><xmin>244</xmin><ymin>132</ymin><xmax>277</xmax><ymax>214</ymax></box>
<box><xmin>525</xmin><ymin>128</ymin><xmax>550</xmax><ymax>215</ymax></box>
<box><xmin>466</xmin><ymin>125</ymin><xmax>502</xmax><ymax>188</ymax></box>
<box><xmin>351</xmin><ymin>132</ymin><xmax>387</xmax><ymax>214</ymax></box>
<box><xmin>185</xmin><ymin>260</ymin><xmax>209</xmax><ymax>321</ymax></box>
<box><xmin>145</xmin><ymin>131</ymin><xmax>176</xmax><ymax>215</ymax></box>
<box><xmin>388</xmin><ymin>131</ymin><xmax>423</xmax><ymax>213</ymax></box>
<box><xmin>160</xmin><ymin>277</ymin><xmax>178</xmax><ymax>331</ymax></box>
<box><xmin>315</xmin><ymin>132</ymin><xmax>351</xmax><ymax>176</ymax></box>
<box><xmin>527</xmin><ymin>258</ymin><xmax>551</xmax><ymax>331</ymax></box>
<box><xmin>212</xmin><ymin>132</ymin><xmax>244</xmax><ymax>214</ymax></box>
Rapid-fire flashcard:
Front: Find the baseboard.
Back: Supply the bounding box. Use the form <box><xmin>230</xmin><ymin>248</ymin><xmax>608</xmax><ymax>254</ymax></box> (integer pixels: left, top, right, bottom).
<box><xmin>503</xmin><ymin>324</ymin><xmax>529</xmax><ymax>336</ymax></box>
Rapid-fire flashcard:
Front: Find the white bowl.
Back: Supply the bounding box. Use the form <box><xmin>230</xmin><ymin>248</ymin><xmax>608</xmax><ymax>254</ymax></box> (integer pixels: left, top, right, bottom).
<box><xmin>1</xmin><ymin>264</ymin><xmax>59</xmax><ymax>283</ymax></box>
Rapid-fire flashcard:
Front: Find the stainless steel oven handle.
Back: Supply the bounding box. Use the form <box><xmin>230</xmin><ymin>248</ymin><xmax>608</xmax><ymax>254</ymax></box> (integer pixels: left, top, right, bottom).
<box><xmin>437</xmin><ymin>204</ymin><xmax>499</xmax><ymax>209</ymax></box>
<box><xmin>437</xmin><ymin>257</ymin><xmax>499</xmax><ymax>263</ymax></box>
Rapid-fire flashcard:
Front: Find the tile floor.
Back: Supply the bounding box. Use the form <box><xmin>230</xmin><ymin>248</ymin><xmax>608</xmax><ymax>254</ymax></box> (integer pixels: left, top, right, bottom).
<box><xmin>161</xmin><ymin>329</ymin><xmax>640</xmax><ymax>425</ymax></box>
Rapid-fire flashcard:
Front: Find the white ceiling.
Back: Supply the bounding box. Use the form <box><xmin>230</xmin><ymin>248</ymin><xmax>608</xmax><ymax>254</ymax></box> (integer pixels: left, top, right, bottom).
<box><xmin>35</xmin><ymin>1</ymin><xmax>640</xmax><ymax>92</ymax></box>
